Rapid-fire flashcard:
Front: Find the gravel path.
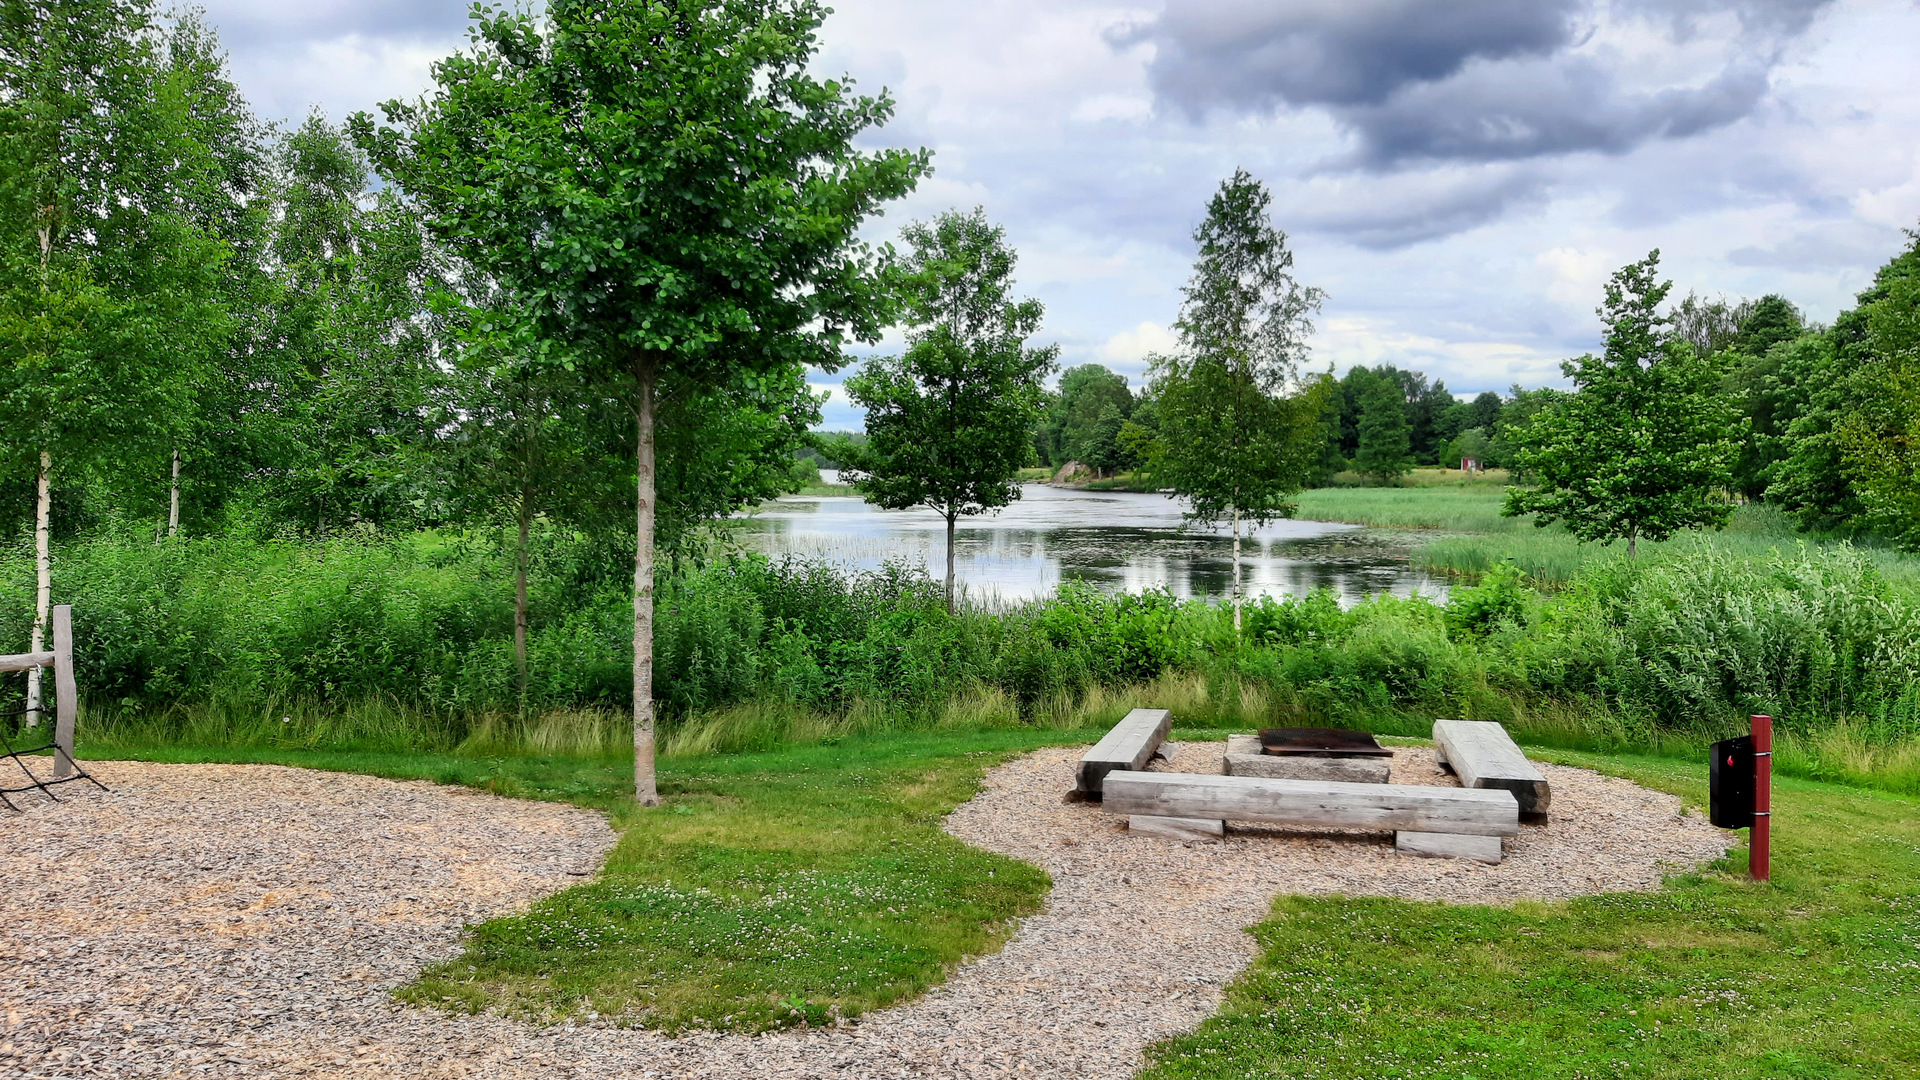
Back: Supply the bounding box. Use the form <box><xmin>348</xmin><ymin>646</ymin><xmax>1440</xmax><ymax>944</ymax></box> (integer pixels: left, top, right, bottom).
<box><xmin>1</xmin><ymin>745</ymin><xmax>1729</xmax><ymax>1079</ymax></box>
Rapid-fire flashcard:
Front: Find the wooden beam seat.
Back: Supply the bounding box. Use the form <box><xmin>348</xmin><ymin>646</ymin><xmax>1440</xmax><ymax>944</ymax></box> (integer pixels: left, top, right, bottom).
<box><xmin>1432</xmin><ymin>719</ymin><xmax>1550</xmax><ymax>817</ymax></box>
<box><xmin>1074</xmin><ymin>708</ymin><xmax>1171</xmax><ymax>799</ymax></box>
<box><xmin>1104</xmin><ymin>771</ymin><xmax>1520</xmax><ymax>837</ymax></box>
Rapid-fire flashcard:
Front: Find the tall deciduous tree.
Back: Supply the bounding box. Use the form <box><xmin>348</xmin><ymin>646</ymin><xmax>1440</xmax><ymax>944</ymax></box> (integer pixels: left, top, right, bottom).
<box><xmin>1352</xmin><ymin>369</ymin><xmax>1412</xmax><ymax>483</ymax></box>
<box><xmin>0</xmin><ymin>0</ymin><xmax>223</xmax><ymax>715</ymax></box>
<box><xmin>1151</xmin><ymin>169</ymin><xmax>1327</xmax><ymax>629</ymax></box>
<box><xmin>253</xmin><ymin>115</ymin><xmax>444</xmax><ymax>534</ymax></box>
<box><xmin>1837</xmin><ymin>228</ymin><xmax>1920</xmax><ymax>546</ymax></box>
<box><xmin>354</xmin><ymin>0</ymin><xmax>924</xmax><ymax>803</ymax></box>
<box><xmin>842</xmin><ymin>208</ymin><xmax>1056</xmax><ymax>611</ymax></box>
<box><xmin>1503</xmin><ymin>251</ymin><xmax>1743</xmax><ymax>556</ymax></box>
<box><xmin>1043</xmin><ymin>363</ymin><xmax>1133</xmax><ymax>471</ymax></box>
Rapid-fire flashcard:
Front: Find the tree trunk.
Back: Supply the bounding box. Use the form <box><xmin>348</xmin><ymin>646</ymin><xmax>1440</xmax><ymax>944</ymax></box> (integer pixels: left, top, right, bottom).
<box><xmin>632</xmin><ymin>360</ymin><xmax>660</xmax><ymax>806</ymax></box>
<box><xmin>168</xmin><ymin>449</ymin><xmax>181</xmax><ymax>538</ymax></box>
<box><xmin>26</xmin><ymin>450</ymin><xmax>50</xmax><ymax>726</ymax></box>
<box><xmin>945</xmin><ymin>509</ymin><xmax>957</xmax><ymax>613</ymax></box>
<box><xmin>514</xmin><ymin>483</ymin><xmax>532</xmax><ymax>712</ymax></box>
<box><xmin>1231</xmin><ymin>504</ymin><xmax>1243</xmax><ymax>634</ymax></box>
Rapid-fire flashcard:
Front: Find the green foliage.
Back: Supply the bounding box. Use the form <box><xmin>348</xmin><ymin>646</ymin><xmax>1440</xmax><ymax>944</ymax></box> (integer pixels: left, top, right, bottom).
<box><xmin>1505</xmin><ymin>251</ymin><xmax>1744</xmax><ymax>553</ymax></box>
<box><xmin>841</xmin><ymin>208</ymin><xmax>1056</xmax><ymax>606</ymax></box>
<box><xmin>1152</xmin><ymin>170</ymin><xmax>1330</xmax><ymax>589</ymax></box>
<box><xmin>24</xmin><ymin>522</ymin><xmax>1920</xmax><ymax>764</ymax></box>
<box><xmin>354</xmin><ymin>0</ymin><xmax>926</xmax><ymax>797</ymax></box>
<box><xmin>1440</xmin><ymin>425</ymin><xmax>1492</xmax><ymax>469</ymax></box>
<box><xmin>1040</xmin><ymin>363</ymin><xmax>1136</xmax><ymax>472</ymax></box>
<box><xmin>1838</xmin><ymin>230</ymin><xmax>1920</xmax><ymax>547</ymax></box>
<box><xmin>1352</xmin><ymin>370</ymin><xmax>1413</xmax><ymax>482</ymax></box>
<box><xmin>244</xmin><ymin>114</ymin><xmax>443</xmax><ymax>531</ymax></box>
<box><xmin>1444</xmin><ymin>561</ymin><xmax>1533</xmax><ymax>639</ymax></box>
<box><xmin>0</xmin><ymin>0</ymin><xmax>226</xmax><ymax>497</ymax></box>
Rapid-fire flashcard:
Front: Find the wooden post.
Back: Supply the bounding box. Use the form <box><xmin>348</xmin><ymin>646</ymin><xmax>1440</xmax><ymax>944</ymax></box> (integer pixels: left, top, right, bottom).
<box><xmin>51</xmin><ymin>605</ymin><xmax>76</xmax><ymax>779</ymax></box>
<box><xmin>1751</xmin><ymin>714</ymin><xmax>1771</xmax><ymax>882</ymax></box>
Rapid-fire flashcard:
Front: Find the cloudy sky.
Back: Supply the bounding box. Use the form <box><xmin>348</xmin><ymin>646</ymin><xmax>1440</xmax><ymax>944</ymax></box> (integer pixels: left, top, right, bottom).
<box><xmin>196</xmin><ymin>0</ymin><xmax>1920</xmax><ymax>428</ymax></box>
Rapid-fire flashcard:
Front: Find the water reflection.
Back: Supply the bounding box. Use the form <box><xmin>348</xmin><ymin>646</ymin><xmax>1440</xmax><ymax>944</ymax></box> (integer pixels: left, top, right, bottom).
<box><xmin>728</xmin><ymin>480</ymin><xmax>1445</xmax><ymax>606</ymax></box>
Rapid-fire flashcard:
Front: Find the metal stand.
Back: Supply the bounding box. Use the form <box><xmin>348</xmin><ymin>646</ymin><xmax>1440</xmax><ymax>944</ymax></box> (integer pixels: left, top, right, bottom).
<box><xmin>0</xmin><ymin>725</ymin><xmax>106</xmax><ymax>811</ymax></box>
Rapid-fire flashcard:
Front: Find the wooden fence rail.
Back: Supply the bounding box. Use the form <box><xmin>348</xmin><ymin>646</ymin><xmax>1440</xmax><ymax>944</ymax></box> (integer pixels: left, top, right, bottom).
<box><xmin>1</xmin><ymin>604</ymin><xmax>78</xmax><ymax>779</ymax></box>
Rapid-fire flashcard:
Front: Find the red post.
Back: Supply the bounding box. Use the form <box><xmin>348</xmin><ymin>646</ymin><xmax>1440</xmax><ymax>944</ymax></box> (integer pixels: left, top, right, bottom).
<box><xmin>1751</xmin><ymin>714</ymin><xmax>1772</xmax><ymax>881</ymax></box>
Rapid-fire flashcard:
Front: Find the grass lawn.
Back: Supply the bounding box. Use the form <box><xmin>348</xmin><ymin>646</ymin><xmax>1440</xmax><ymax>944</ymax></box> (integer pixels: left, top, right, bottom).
<box><xmin>96</xmin><ymin>733</ymin><xmax>1920</xmax><ymax>1075</ymax></box>
<box><xmin>1142</xmin><ymin>749</ymin><xmax>1920</xmax><ymax>1080</ymax></box>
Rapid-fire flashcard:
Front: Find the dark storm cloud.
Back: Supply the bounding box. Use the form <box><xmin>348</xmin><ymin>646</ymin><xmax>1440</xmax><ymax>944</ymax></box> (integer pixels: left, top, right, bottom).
<box><xmin>1337</xmin><ymin>54</ymin><xmax>1771</xmax><ymax>166</ymax></box>
<box><xmin>1118</xmin><ymin>0</ymin><xmax>1836</xmax><ymax>169</ymax></box>
<box><xmin>1113</xmin><ymin>0</ymin><xmax>1583</xmax><ymax>112</ymax></box>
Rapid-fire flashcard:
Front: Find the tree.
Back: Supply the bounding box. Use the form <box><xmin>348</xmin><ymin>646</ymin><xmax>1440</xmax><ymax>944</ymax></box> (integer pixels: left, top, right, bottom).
<box><xmin>1152</xmin><ymin>169</ymin><xmax>1327</xmax><ymax>629</ymax></box>
<box><xmin>1353</xmin><ymin>370</ymin><xmax>1413</xmax><ymax>482</ymax></box>
<box><xmin>1044</xmin><ymin>363</ymin><xmax>1133</xmax><ymax>471</ymax></box>
<box><xmin>1767</xmin><ymin>242</ymin><xmax>1920</xmax><ymax>534</ymax></box>
<box><xmin>1468</xmin><ymin>390</ymin><xmax>1504</xmax><ymax>431</ymax></box>
<box><xmin>1724</xmin><ymin>295</ymin><xmax>1807</xmax><ymax>499</ymax></box>
<box><xmin>436</xmin><ymin>309</ymin><xmax>821</xmax><ymax>703</ymax></box>
<box><xmin>0</xmin><ymin>0</ymin><xmax>224</xmax><ymax>716</ymax></box>
<box><xmin>1731</xmin><ymin>294</ymin><xmax>1804</xmax><ymax>359</ymax></box>
<box><xmin>253</xmin><ymin>115</ymin><xmax>444</xmax><ymax>534</ymax></box>
<box><xmin>1837</xmin><ymin>228</ymin><xmax>1920</xmax><ymax>546</ymax></box>
<box><xmin>1669</xmin><ymin>290</ymin><xmax>1748</xmax><ymax>362</ymax></box>
<box><xmin>841</xmin><ymin>208</ymin><xmax>1055</xmax><ymax>611</ymax></box>
<box><xmin>354</xmin><ymin>0</ymin><xmax>924</xmax><ymax>803</ymax></box>
<box><xmin>430</xmin><ymin>307</ymin><xmax>628</xmax><ymax>704</ymax></box>
<box><xmin>1503</xmin><ymin>251</ymin><xmax>1743</xmax><ymax>556</ymax></box>
<box><xmin>1487</xmin><ymin>384</ymin><xmax>1561</xmax><ymax>473</ymax></box>
<box><xmin>1443</xmin><ymin>427</ymin><xmax>1493</xmax><ymax>469</ymax></box>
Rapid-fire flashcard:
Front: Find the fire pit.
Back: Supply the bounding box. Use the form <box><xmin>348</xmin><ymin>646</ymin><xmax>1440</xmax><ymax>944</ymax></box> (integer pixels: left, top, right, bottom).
<box><xmin>1255</xmin><ymin>727</ymin><xmax>1394</xmax><ymax>758</ymax></box>
<box><xmin>1223</xmin><ymin>727</ymin><xmax>1394</xmax><ymax>784</ymax></box>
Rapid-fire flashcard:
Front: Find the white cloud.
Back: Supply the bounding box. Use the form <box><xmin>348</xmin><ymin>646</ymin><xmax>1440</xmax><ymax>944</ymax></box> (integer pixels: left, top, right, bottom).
<box><xmin>190</xmin><ymin>0</ymin><xmax>1920</xmax><ymax>428</ymax></box>
<box><xmin>1535</xmin><ymin>247</ymin><xmax>1614</xmax><ymax>309</ymax></box>
<box><xmin>1098</xmin><ymin>321</ymin><xmax>1179</xmax><ymax>363</ymax></box>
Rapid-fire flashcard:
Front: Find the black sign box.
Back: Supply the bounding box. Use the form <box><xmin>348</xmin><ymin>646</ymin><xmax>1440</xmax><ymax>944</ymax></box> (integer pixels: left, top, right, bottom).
<box><xmin>1710</xmin><ymin>735</ymin><xmax>1755</xmax><ymax>829</ymax></box>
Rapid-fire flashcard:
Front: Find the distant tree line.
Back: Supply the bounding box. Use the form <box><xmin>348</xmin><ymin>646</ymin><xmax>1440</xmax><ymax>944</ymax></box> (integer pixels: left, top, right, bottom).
<box><xmin>1022</xmin><ymin>225</ymin><xmax>1920</xmax><ymax>557</ymax></box>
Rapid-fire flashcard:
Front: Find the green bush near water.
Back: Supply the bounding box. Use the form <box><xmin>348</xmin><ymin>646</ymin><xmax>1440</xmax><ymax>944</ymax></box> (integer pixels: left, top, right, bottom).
<box><xmin>9</xmin><ymin>524</ymin><xmax>1920</xmax><ymax>791</ymax></box>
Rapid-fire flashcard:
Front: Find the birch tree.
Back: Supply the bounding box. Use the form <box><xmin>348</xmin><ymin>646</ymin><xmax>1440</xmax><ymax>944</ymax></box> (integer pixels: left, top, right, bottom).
<box><xmin>1150</xmin><ymin>170</ymin><xmax>1327</xmax><ymax>631</ymax></box>
<box><xmin>0</xmin><ymin>0</ymin><xmax>219</xmax><ymax>715</ymax></box>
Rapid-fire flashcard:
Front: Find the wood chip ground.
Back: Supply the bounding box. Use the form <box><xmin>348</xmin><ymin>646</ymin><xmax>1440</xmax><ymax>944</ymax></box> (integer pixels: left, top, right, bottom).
<box><xmin>1</xmin><ymin>746</ymin><xmax>1730</xmax><ymax>1078</ymax></box>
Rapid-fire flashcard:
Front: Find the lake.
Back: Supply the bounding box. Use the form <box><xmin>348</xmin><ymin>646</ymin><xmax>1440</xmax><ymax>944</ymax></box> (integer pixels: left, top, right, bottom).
<box><xmin>727</xmin><ymin>477</ymin><xmax>1448</xmax><ymax>606</ymax></box>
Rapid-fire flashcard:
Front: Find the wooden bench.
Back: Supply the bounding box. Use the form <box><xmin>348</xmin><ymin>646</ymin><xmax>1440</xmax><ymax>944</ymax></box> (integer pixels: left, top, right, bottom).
<box><xmin>1433</xmin><ymin>719</ymin><xmax>1550</xmax><ymax>817</ymax></box>
<box><xmin>1073</xmin><ymin>708</ymin><xmax>1171</xmax><ymax>799</ymax></box>
<box><xmin>1104</xmin><ymin>771</ymin><xmax>1518</xmax><ymax>861</ymax></box>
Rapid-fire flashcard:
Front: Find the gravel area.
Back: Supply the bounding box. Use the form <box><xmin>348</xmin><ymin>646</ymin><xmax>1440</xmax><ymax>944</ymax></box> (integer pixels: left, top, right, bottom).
<box><xmin>1</xmin><ymin>745</ymin><xmax>1730</xmax><ymax>1079</ymax></box>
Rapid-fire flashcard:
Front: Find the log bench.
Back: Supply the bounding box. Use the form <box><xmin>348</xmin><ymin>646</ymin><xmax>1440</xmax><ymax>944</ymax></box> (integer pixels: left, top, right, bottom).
<box><xmin>1104</xmin><ymin>771</ymin><xmax>1518</xmax><ymax>862</ymax></box>
<box><xmin>1432</xmin><ymin>719</ymin><xmax>1550</xmax><ymax>818</ymax></box>
<box><xmin>1072</xmin><ymin>708</ymin><xmax>1171</xmax><ymax>799</ymax></box>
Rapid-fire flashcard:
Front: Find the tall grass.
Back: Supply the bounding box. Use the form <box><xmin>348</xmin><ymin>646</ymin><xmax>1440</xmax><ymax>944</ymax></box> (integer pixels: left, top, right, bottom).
<box><xmin>1298</xmin><ymin>483</ymin><xmax>1920</xmax><ymax>586</ymax></box>
<box><xmin>15</xmin><ymin>521</ymin><xmax>1920</xmax><ymax>795</ymax></box>
<box><xmin>1295</xmin><ymin>484</ymin><xmax>1526</xmax><ymax>534</ymax></box>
